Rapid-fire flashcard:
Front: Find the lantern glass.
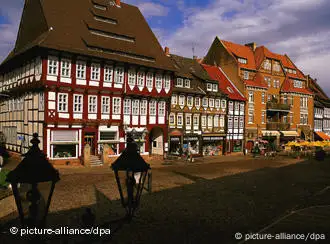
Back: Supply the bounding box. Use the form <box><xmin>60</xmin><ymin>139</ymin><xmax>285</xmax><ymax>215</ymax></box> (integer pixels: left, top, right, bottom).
<box><xmin>114</xmin><ymin>169</ymin><xmax>149</xmax><ymax>218</ymax></box>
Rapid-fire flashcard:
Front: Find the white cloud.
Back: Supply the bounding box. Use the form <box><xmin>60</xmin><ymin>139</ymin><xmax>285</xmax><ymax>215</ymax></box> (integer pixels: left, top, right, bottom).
<box><xmin>137</xmin><ymin>2</ymin><xmax>169</xmax><ymax>18</ymax></box>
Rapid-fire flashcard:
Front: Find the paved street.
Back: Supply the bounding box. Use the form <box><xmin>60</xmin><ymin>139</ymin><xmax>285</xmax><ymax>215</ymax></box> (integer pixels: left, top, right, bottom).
<box><xmin>1</xmin><ymin>156</ymin><xmax>330</xmax><ymax>243</ymax></box>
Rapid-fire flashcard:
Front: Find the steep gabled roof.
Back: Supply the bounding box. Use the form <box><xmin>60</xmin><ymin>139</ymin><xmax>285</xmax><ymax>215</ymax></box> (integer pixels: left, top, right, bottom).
<box><xmin>309</xmin><ymin>77</ymin><xmax>329</xmax><ymax>101</ymax></box>
<box><xmin>221</xmin><ymin>40</ymin><xmax>256</xmax><ymax>70</ymax></box>
<box><xmin>202</xmin><ymin>64</ymin><xmax>246</xmax><ymax>101</ymax></box>
<box><xmin>254</xmin><ymin>46</ymin><xmax>283</xmax><ymax>69</ymax></box>
<box><xmin>1</xmin><ymin>0</ymin><xmax>175</xmax><ymax>71</ymax></box>
<box><xmin>281</xmin><ymin>77</ymin><xmax>313</xmax><ymax>95</ymax></box>
<box><xmin>278</xmin><ymin>54</ymin><xmax>305</xmax><ymax>80</ymax></box>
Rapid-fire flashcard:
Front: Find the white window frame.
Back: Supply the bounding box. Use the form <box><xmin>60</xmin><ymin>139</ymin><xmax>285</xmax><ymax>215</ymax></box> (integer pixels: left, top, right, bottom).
<box><xmin>158</xmin><ymin>101</ymin><xmax>166</xmax><ymax>116</ymax></box>
<box><xmin>243</xmin><ymin>71</ymin><xmax>249</xmax><ymax>80</ymax></box>
<box><xmin>201</xmin><ymin>115</ymin><xmax>207</xmax><ymax>127</ymax></box>
<box><xmin>262</xmin><ymin>92</ymin><xmax>265</xmax><ymax>104</ymax></box>
<box><xmin>73</xmin><ymin>94</ymin><xmax>83</xmax><ymax>113</ymax></box>
<box><xmin>149</xmin><ymin>100</ymin><xmax>157</xmax><ymax>116</ymax></box>
<box><xmin>214</xmin><ymin>115</ymin><xmax>219</xmax><ymax>127</ymax></box>
<box><xmin>169</xmin><ymin>113</ymin><xmax>175</xmax><ymax>125</ymax></box>
<box><xmin>248</xmin><ymin>91</ymin><xmax>254</xmax><ymax>103</ymax></box>
<box><xmin>179</xmin><ymin>95</ymin><xmax>185</xmax><ymax>106</ymax></box>
<box><xmin>212</xmin><ymin>84</ymin><xmax>218</xmax><ymax>92</ymax></box>
<box><xmin>61</xmin><ymin>59</ymin><xmax>71</xmax><ymax>77</ymax></box>
<box><xmin>137</xmin><ymin>71</ymin><xmax>145</xmax><ymax>87</ymax></box>
<box><xmin>146</xmin><ymin>73</ymin><xmax>153</xmax><ymax>88</ymax></box>
<box><xmin>207</xmin><ymin>83</ymin><xmax>212</xmax><ymax>91</ymax></box>
<box><xmin>112</xmin><ymin>97</ymin><xmax>121</xmax><ymax>115</ymax></box>
<box><xmin>48</xmin><ymin>56</ymin><xmax>58</xmax><ymax>76</ymax></box>
<box><xmin>140</xmin><ymin>100</ymin><xmax>147</xmax><ymax>115</ymax></box>
<box><xmin>76</xmin><ymin>61</ymin><xmax>86</xmax><ymax>79</ymax></box>
<box><xmin>104</xmin><ymin>65</ymin><xmax>113</xmax><ymax>83</ymax></box>
<box><xmin>195</xmin><ymin>97</ymin><xmax>200</xmax><ymax>107</ymax></box>
<box><xmin>58</xmin><ymin>93</ymin><xmax>68</xmax><ymax>112</ymax></box>
<box><xmin>91</xmin><ymin>63</ymin><xmax>100</xmax><ymax>81</ymax></box>
<box><xmin>215</xmin><ymin>99</ymin><xmax>220</xmax><ymax>108</ymax></box>
<box><xmin>238</xmin><ymin>58</ymin><xmax>247</xmax><ymax>64</ymax></box>
<box><xmin>171</xmin><ymin>95</ymin><xmax>177</xmax><ymax>105</ymax></box>
<box><xmin>114</xmin><ymin>67</ymin><xmax>124</xmax><ymax>84</ymax></box>
<box><xmin>209</xmin><ymin>98</ymin><xmax>214</xmax><ymax>108</ymax></box>
<box><xmin>187</xmin><ymin>96</ymin><xmax>193</xmax><ymax>106</ymax></box>
<box><xmin>202</xmin><ymin>97</ymin><xmax>208</xmax><ymax>107</ymax></box>
<box><xmin>221</xmin><ymin>99</ymin><xmax>227</xmax><ymax>109</ymax></box>
<box><xmin>193</xmin><ymin>115</ymin><xmax>199</xmax><ymax>126</ymax></box>
<box><xmin>88</xmin><ymin>95</ymin><xmax>97</xmax><ymax>113</ymax></box>
<box><xmin>208</xmin><ymin>115</ymin><xmax>213</xmax><ymax>127</ymax></box>
<box><xmin>124</xmin><ymin>99</ymin><xmax>131</xmax><ymax>115</ymax></box>
<box><xmin>164</xmin><ymin>75</ymin><xmax>171</xmax><ymax>89</ymax></box>
<box><xmin>177</xmin><ymin>114</ymin><xmax>183</xmax><ymax>126</ymax></box>
<box><xmin>184</xmin><ymin>79</ymin><xmax>190</xmax><ymax>88</ymax></box>
<box><xmin>155</xmin><ymin>74</ymin><xmax>162</xmax><ymax>89</ymax></box>
<box><xmin>248</xmin><ymin>110</ymin><xmax>254</xmax><ymax>124</ymax></box>
<box><xmin>101</xmin><ymin>96</ymin><xmax>110</xmax><ymax>114</ymax></box>
<box><xmin>128</xmin><ymin>69</ymin><xmax>136</xmax><ymax>86</ymax></box>
<box><xmin>176</xmin><ymin>78</ymin><xmax>183</xmax><ymax>87</ymax></box>
<box><xmin>132</xmin><ymin>100</ymin><xmax>140</xmax><ymax>115</ymax></box>
<box><xmin>186</xmin><ymin>114</ymin><xmax>191</xmax><ymax>126</ymax></box>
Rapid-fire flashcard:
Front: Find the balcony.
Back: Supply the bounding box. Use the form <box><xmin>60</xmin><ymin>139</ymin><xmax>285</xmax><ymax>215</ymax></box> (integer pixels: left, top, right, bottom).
<box><xmin>266</xmin><ymin>122</ymin><xmax>290</xmax><ymax>130</ymax></box>
<box><xmin>266</xmin><ymin>102</ymin><xmax>290</xmax><ymax>112</ymax></box>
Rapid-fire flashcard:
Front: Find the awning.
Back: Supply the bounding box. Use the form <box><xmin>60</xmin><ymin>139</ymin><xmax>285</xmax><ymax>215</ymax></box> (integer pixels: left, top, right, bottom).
<box><xmin>281</xmin><ymin>131</ymin><xmax>298</xmax><ymax>137</ymax></box>
<box><xmin>261</xmin><ymin>130</ymin><xmax>280</xmax><ymax>136</ymax></box>
<box><xmin>315</xmin><ymin>131</ymin><xmax>330</xmax><ymax>141</ymax></box>
<box><xmin>169</xmin><ymin>130</ymin><xmax>183</xmax><ymax>137</ymax></box>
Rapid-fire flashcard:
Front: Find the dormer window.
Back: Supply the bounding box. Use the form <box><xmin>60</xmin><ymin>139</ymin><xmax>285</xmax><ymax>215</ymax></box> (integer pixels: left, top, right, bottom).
<box><xmin>293</xmin><ymin>80</ymin><xmax>303</xmax><ymax>88</ymax></box>
<box><xmin>238</xmin><ymin>58</ymin><xmax>247</xmax><ymax>64</ymax></box>
<box><xmin>137</xmin><ymin>71</ymin><xmax>145</xmax><ymax>86</ymax></box>
<box><xmin>212</xmin><ymin>84</ymin><xmax>218</xmax><ymax>92</ymax></box>
<box><xmin>207</xmin><ymin>83</ymin><xmax>212</xmax><ymax>91</ymax></box>
<box><xmin>292</xmin><ymin>70</ymin><xmax>297</xmax><ymax>74</ymax></box>
<box><xmin>176</xmin><ymin>78</ymin><xmax>183</xmax><ymax>87</ymax></box>
<box><xmin>128</xmin><ymin>69</ymin><xmax>136</xmax><ymax>86</ymax></box>
<box><xmin>243</xmin><ymin>71</ymin><xmax>249</xmax><ymax>80</ymax></box>
<box><xmin>263</xmin><ymin>59</ymin><xmax>271</xmax><ymax>70</ymax></box>
<box><xmin>273</xmin><ymin>61</ymin><xmax>281</xmax><ymax>72</ymax></box>
<box><xmin>184</xmin><ymin>79</ymin><xmax>190</xmax><ymax>88</ymax></box>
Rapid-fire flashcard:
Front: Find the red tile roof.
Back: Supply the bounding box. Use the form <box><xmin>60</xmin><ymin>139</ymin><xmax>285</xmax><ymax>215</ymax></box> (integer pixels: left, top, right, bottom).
<box><xmin>202</xmin><ymin>64</ymin><xmax>246</xmax><ymax>101</ymax></box>
<box><xmin>255</xmin><ymin>46</ymin><xmax>284</xmax><ymax>69</ymax></box>
<box><xmin>244</xmin><ymin>72</ymin><xmax>268</xmax><ymax>88</ymax></box>
<box><xmin>281</xmin><ymin>77</ymin><xmax>313</xmax><ymax>95</ymax></box>
<box><xmin>221</xmin><ymin>40</ymin><xmax>256</xmax><ymax>70</ymax></box>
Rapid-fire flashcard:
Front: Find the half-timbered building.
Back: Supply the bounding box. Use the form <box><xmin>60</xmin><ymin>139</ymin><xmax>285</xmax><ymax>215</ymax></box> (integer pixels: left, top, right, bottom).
<box><xmin>167</xmin><ymin>53</ymin><xmax>227</xmax><ymax>156</ymax></box>
<box><xmin>0</xmin><ymin>0</ymin><xmax>175</xmax><ymax>164</ymax></box>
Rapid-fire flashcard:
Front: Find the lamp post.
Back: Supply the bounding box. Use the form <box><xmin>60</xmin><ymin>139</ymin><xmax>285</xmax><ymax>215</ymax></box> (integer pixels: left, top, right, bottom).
<box><xmin>111</xmin><ymin>135</ymin><xmax>150</xmax><ymax>221</ymax></box>
<box><xmin>6</xmin><ymin>133</ymin><xmax>60</xmax><ymax>227</ymax></box>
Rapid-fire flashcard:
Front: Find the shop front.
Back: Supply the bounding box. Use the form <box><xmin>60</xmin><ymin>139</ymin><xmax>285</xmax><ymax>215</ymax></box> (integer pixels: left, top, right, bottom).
<box><xmin>279</xmin><ymin>130</ymin><xmax>298</xmax><ymax>145</ymax></box>
<box><xmin>169</xmin><ymin>130</ymin><xmax>183</xmax><ymax>155</ymax></box>
<box><xmin>183</xmin><ymin>134</ymin><xmax>200</xmax><ymax>155</ymax></box>
<box><xmin>202</xmin><ymin>134</ymin><xmax>225</xmax><ymax>156</ymax></box>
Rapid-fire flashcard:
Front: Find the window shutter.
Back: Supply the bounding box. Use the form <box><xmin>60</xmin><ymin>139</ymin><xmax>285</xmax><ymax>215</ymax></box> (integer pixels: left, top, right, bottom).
<box><xmin>53</xmin><ymin>131</ymin><xmax>77</xmax><ymax>142</ymax></box>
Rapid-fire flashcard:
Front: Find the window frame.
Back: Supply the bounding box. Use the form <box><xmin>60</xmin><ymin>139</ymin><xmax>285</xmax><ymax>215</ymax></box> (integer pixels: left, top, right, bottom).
<box><xmin>58</xmin><ymin>93</ymin><xmax>68</xmax><ymax>112</ymax></box>
<box><xmin>88</xmin><ymin>95</ymin><xmax>98</xmax><ymax>113</ymax></box>
<box><xmin>73</xmin><ymin>94</ymin><xmax>83</xmax><ymax>113</ymax></box>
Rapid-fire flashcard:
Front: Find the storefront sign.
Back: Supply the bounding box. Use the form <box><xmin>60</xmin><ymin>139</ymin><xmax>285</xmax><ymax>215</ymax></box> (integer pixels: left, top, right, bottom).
<box><xmin>184</xmin><ymin>137</ymin><xmax>199</xmax><ymax>141</ymax></box>
<box><xmin>203</xmin><ymin>136</ymin><xmax>223</xmax><ymax>141</ymax></box>
<box><xmin>170</xmin><ymin>137</ymin><xmax>180</xmax><ymax>142</ymax></box>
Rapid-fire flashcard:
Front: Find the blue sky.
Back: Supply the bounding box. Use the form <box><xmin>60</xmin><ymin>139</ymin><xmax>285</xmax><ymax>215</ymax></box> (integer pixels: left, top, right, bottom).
<box><xmin>1</xmin><ymin>0</ymin><xmax>330</xmax><ymax>96</ymax></box>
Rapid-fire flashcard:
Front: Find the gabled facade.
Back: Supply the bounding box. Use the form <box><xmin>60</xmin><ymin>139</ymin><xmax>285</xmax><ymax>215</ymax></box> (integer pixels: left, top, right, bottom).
<box><xmin>308</xmin><ymin>76</ymin><xmax>330</xmax><ymax>139</ymax></box>
<box><xmin>0</xmin><ymin>0</ymin><xmax>175</xmax><ymax>164</ymax></box>
<box><xmin>203</xmin><ymin>37</ymin><xmax>314</xmax><ymax>149</ymax></box>
<box><xmin>167</xmin><ymin>52</ymin><xmax>228</xmax><ymax>156</ymax></box>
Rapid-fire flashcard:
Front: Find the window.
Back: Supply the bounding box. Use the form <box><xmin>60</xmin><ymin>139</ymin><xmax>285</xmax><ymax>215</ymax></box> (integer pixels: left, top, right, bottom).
<box><xmin>215</xmin><ymin>99</ymin><xmax>220</xmax><ymax>108</ymax></box>
<box><xmin>91</xmin><ymin>63</ymin><xmax>100</xmax><ymax>80</ymax></box>
<box><xmin>294</xmin><ymin>80</ymin><xmax>303</xmax><ymax>88</ymax></box>
<box><xmin>300</xmin><ymin>114</ymin><xmax>308</xmax><ymax>125</ymax></box>
<box><xmin>262</xmin><ymin>92</ymin><xmax>265</xmax><ymax>103</ymax></box>
<box><xmin>235</xmin><ymin>102</ymin><xmax>239</xmax><ymax>111</ymax></box>
<box><xmin>202</xmin><ymin>97</ymin><xmax>208</xmax><ymax>107</ymax></box>
<box><xmin>177</xmin><ymin>114</ymin><xmax>183</xmax><ymax>126</ymax></box>
<box><xmin>208</xmin><ymin>116</ymin><xmax>213</xmax><ymax>127</ymax></box>
<box><xmin>221</xmin><ymin>100</ymin><xmax>227</xmax><ymax>109</ymax></box>
<box><xmin>273</xmin><ymin>79</ymin><xmax>280</xmax><ymax>88</ymax></box>
<box><xmin>76</xmin><ymin>61</ymin><xmax>86</xmax><ymax>79</ymax></box>
<box><xmin>171</xmin><ymin>95</ymin><xmax>177</xmax><ymax>105</ymax></box>
<box><xmin>186</xmin><ymin>115</ymin><xmax>191</xmax><ymax>126</ymax></box>
<box><xmin>273</xmin><ymin>62</ymin><xmax>280</xmax><ymax>72</ymax></box>
<box><xmin>238</xmin><ymin>58</ymin><xmax>247</xmax><ymax>64</ymax></box>
<box><xmin>73</xmin><ymin>94</ymin><xmax>83</xmax><ymax>113</ymax></box>
<box><xmin>229</xmin><ymin>101</ymin><xmax>233</xmax><ymax>111</ymax></box>
<box><xmin>220</xmin><ymin>116</ymin><xmax>225</xmax><ymax>127</ymax></box>
<box><xmin>61</xmin><ymin>59</ymin><xmax>71</xmax><ymax>77</ymax></box>
<box><xmin>214</xmin><ymin>116</ymin><xmax>219</xmax><ymax>127</ymax></box>
<box><xmin>193</xmin><ymin>115</ymin><xmax>199</xmax><ymax>126</ymax></box>
<box><xmin>228</xmin><ymin>117</ymin><xmax>233</xmax><ymax>128</ymax></box>
<box><xmin>146</xmin><ymin>73</ymin><xmax>153</xmax><ymax>88</ymax></box>
<box><xmin>114</xmin><ymin>67</ymin><xmax>124</xmax><ymax>84</ymax></box>
<box><xmin>102</xmin><ymin>97</ymin><xmax>110</xmax><ymax>113</ymax></box>
<box><xmin>262</xmin><ymin>111</ymin><xmax>265</xmax><ymax>124</ymax></box>
<box><xmin>248</xmin><ymin>110</ymin><xmax>254</xmax><ymax>123</ymax></box>
<box><xmin>209</xmin><ymin>98</ymin><xmax>214</xmax><ymax>108</ymax></box>
<box><xmin>263</xmin><ymin>59</ymin><xmax>271</xmax><ymax>70</ymax></box>
<box><xmin>128</xmin><ymin>69</ymin><xmax>136</xmax><ymax>86</ymax></box>
<box><xmin>88</xmin><ymin>95</ymin><xmax>97</xmax><ymax>113</ymax></box>
<box><xmin>104</xmin><ymin>65</ymin><xmax>113</xmax><ymax>82</ymax></box>
<box><xmin>112</xmin><ymin>97</ymin><xmax>121</xmax><ymax>114</ymax></box>
<box><xmin>140</xmin><ymin>100</ymin><xmax>147</xmax><ymax>115</ymax></box>
<box><xmin>158</xmin><ymin>101</ymin><xmax>166</xmax><ymax>116</ymax></box>
<box><xmin>248</xmin><ymin>91</ymin><xmax>254</xmax><ymax>103</ymax></box>
<box><xmin>132</xmin><ymin>100</ymin><xmax>140</xmax><ymax>115</ymax></box>
<box><xmin>124</xmin><ymin>99</ymin><xmax>131</xmax><ymax>115</ymax></box>
<box><xmin>243</xmin><ymin>71</ymin><xmax>249</xmax><ymax>80</ymax></box>
<box><xmin>149</xmin><ymin>100</ymin><xmax>156</xmax><ymax>116</ymax></box>
<box><xmin>176</xmin><ymin>78</ymin><xmax>183</xmax><ymax>87</ymax></box>
<box><xmin>283</xmin><ymin>95</ymin><xmax>288</xmax><ymax>104</ymax></box>
<box><xmin>137</xmin><ymin>71</ymin><xmax>145</xmax><ymax>86</ymax></box>
<box><xmin>195</xmin><ymin>97</ymin><xmax>200</xmax><ymax>107</ymax></box>
<box><xmin>212</xmin><ymin>84</ymin><xmax>218</xmax><ymax>92</ymax></box>
<box><xmin>58</xmin><ymin>93</ymin><xmax>68</xmax><ymax>112</ymax></box>
<box><xmin>239</xmin><ymin>117</ymin><xmax>244</xmax><ymax>128</ymax></box>
<box><xmin>51</xmin><ymin>131</ymin><xmax>78</xmax><ymax>159</ymax></box>
<box><xmin>155</xmin><ymin>74</ymin><xmax>162</xmax><ymax>89</ymax></box>
<box><xmin>300</xmin><ymin>97</ymin><xmax>308</xmax><ymax>108</ymax></box>
<box><xmin>48</xmin><ymin>56</ymin><xmax>58</xmax><ymax>76</ymax></box>
<box><xmin>179</xmin><ymin>95</ymin><xmax>185</xmax><ymax>106</ymax></box>
<box><xmin>234</xmin><ymin>117</ymin><xmax>239</xmax><ymax>128</ymax></box>
<box><xmin>164</xmin><ymin>75</ymin><xmax>171</xmax><ymax>89</ymax></box>
<box><xmin>184</xmin><ymin>79</ymin><xmax>190</xmax><ymax>88</ymax></box>
<box><xmin>187</xmin><ymin>96</ymin><xmax>193</xmax><ymax>106</ymax></box>
<box><xmin>169</xmin><ymin>114</ymin><xmax>175</xmax><ymax>125</ymax></box>
<box><xmin>201</xmin><ymin>115</ymin><xmax>206</xmax><ymax>127</ymax></box>
<box><xmin>207</xmin><ymin>83</ymin><xmax>212</xmax><ymax>91</ymax></box>
<box><xmin>35</xmin><ymin>57</ymin><xmax>42</xmax><ymax>75</ymax></box>
<box><xmin>264</xmin><ymin>77</ymin><xmax>271</xmax><ymax>87</ymax></box>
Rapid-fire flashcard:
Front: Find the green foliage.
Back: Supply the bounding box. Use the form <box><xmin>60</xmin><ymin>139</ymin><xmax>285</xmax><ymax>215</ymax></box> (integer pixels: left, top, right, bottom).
<box><xmin>0</xmin><ymin>169</ymin><xmax>10</xmax><ymax>188</ymax></box>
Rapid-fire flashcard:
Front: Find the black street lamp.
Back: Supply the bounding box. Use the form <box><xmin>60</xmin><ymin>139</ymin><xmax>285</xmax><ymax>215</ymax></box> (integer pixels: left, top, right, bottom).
<box><xmin>111</xmin><ymin>135</ymin><xmax>150</xmax><ymax>220</ymax></box>
<box><xmin>6</xmin><ymin>133</ymin><xmax>60</xmax><ymax>227</ymax></box>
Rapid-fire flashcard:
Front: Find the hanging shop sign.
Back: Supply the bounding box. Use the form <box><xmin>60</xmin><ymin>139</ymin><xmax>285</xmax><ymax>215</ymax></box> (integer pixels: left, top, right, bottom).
<box><xmin>203</xmin><ymin>136</ymin><xmax>224</xmax><ymax>141</ymax></box>
<box><xmin>183</xmin><ymin>136</ymin><xmax>199</xmax><ymax>141</ymax></box>
<box><xmin>170</xmin><ymin>137</ymin><xmax>181</xmax><ymax>142</ymax></box>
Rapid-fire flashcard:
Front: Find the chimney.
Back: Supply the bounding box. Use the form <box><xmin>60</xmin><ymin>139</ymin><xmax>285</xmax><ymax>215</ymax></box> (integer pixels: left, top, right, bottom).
<box><xmin>245</xmin><ymin>42</ymin><xmax>257</xmax><ymax>52</ymax></box>
<box><xmin>164</xmin><ymin>46</ymin><xmax>170</xmax><ymax>56</ymax></box>
<box><xmin>115</xmin><ymin>0</ymin><xmax>121</xmax><ymax>7</ymax></box>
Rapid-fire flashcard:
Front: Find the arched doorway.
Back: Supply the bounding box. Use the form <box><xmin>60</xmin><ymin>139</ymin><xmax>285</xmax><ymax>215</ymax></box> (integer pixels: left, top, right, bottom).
<box><xmin>149</xmin><ymin>127</ymin><xmax>164</xmax><ymax>155</ymax></box>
